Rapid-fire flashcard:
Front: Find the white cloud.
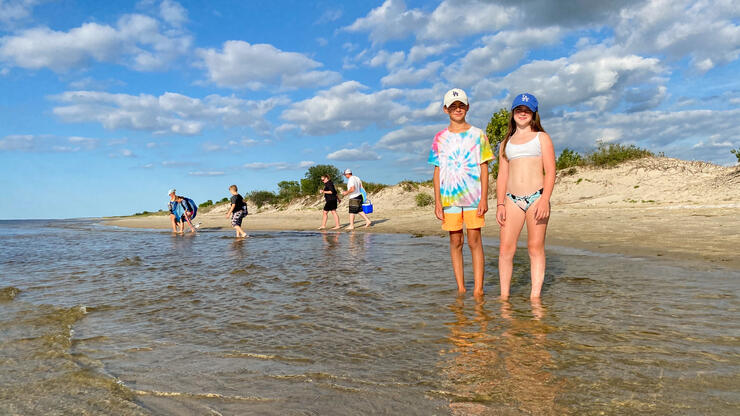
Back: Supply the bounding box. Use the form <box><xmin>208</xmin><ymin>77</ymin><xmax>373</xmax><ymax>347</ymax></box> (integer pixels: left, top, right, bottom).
<box><xmin>407</xmin><ymin>42</ymin><xmax>454</xmax><ymax>63</ymax></box>
<box><xmin>368</xmin><ymin>50</ymin><xmax>405</xmax><ymax>69</ymax></box>
<box><xmin>0</xmin><ymin>13</ymin><xmax>192</xmax><ymax>72</ymax></box>
<box><xmin>197</xmin><ymin>40</ymin><xmax>340</xmax><ymax>89</ymax></box>
<box><xmin>188</xmin><ymin>171</ymin><xmax>225</xmax><ymax>176</ymax></box>
<box><xmin>0</xmin><ymin>134</ymin><xmax>99</xmax><ymax>152</ymax></box>
<box><xmin>51</xmin><ymin>90</ymin><xmax>285</xmax><ymax>135</ymax></box>
<box><xmin>281</xmin><ymin>81</ymin><xmax>411</xmax><ymax>135</ymax></box>
<box><xmin>376</xmin><ymin>124</ymin><xmax>443</xmax><ymax>153</ymax></box>
<box><xmin>159</xmin><ymin>0</ymin><xmax>187</xmax><ymax>27</ymax></box>
<box><xmin>545</xmin><ymin>108</ymin><xmax>740</xmax><ymax>162</ymax></box>
<box><xmin>381</xmin><ymin>61</ymin><xmax>443</xmax><ymax>87</ymax></box>
<box><xmin>327</xmin><ymin>144</ymin><xmax>381</xmax><ymax>161</ymax></box>
<box><xmin>343</xmin><ymin>0</ymin><xmax>423</xmax><ymax>44</ymax></box>
<box><xmin>0</xmin><ymin>0</ymin><xmax>40</xmax><ymax>27</ymax></box>
<box><xmin>475</xmin><ymin>44</ymin><xmax>666</xmax><ymax>112</ymax></box>
<box><xmin>244</xmin><ymin>160</ymin><xmax>315</xmax><ymax>170</ymax></box>
<box><xmin>443</xmin><ymin>27</ymin><xmax>562</xmax><ymax>86</ymax></box>
<box><xmin>316</xmin><ymin>8</ymin><xmax>342</xmax><ymax>24</ymax></box>
<box><xmin>615</xmin><ymin>0</ymin><xmax>740</xmax><ymax>71</ymax></box>
<box><xmin>418</xmin><ymin>0</ymin><xmax>513</xmax><ymax>40</ymax></box>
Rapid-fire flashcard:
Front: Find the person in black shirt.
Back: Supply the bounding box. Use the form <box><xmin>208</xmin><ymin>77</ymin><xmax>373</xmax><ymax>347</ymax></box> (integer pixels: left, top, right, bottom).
<box><xmin>225</xmin><ymin>184</ymin><xmax>248</xmax><ymax>238</ymax></box>
<box><xmin>318</xmin><ymin>175</ymin><xmax>341</xmax><ymax>230</ymax></box>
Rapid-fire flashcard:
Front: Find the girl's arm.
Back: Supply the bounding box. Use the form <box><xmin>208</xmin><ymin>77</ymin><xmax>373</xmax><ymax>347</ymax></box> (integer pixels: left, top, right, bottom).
<box><xmin>496</xmin><ymin>151</ymin><xmax>509</xmax><ymax>226</ymax></box>
<box><xmin>433</xmin><ymin>166</ymin><xmax>443</xmax><ymax>220</ymax></box>
<box><xmin>535</xmin><ymin>133</ymin><xmax>556</xmax><ymax>220</ymax></box>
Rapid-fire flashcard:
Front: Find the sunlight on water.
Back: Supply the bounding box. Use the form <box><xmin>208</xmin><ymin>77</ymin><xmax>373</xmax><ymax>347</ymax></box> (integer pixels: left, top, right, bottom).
<box><xmin>1</xmin><ymin>220</ymin><xmax>738</xmax><ymax>415</ymax></box>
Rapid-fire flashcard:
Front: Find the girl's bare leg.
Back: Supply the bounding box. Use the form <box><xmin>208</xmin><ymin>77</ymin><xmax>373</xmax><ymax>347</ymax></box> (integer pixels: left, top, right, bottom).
<box><xmin>319</xmin><ymin>211</ymin><xmax>328</xmax><ymax>229</ymax></box>
<box><xmin>498</xmin><ymin>199</ymin><xmax>526</xmax><ymax>299</ymax></box>
<box><xmin>449</xmin><ymin>230</ymin><xmax>465</xmax><ymax>293</ymax></box>
<box><xmin>330</xmin><ymin>211</ymin><xmax>340</xmax><ymax>229</ymax></box>
<box><xmin>525</xmin><ymin>207</ymin><xmax>549</xmax><ymax>298</ymax></box>
<box><xmin>467</xmin><ymin>227</ymin><xmax>485</xmax><ymax>297</ymax></box>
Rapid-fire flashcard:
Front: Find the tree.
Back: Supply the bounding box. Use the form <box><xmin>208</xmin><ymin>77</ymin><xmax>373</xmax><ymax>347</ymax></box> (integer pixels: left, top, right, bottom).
<box><xmin>485</xmin><ymin>108</ymin><xmax>510</xmax><ymax>178</ymax></box>
<box><xmin>277</xmin><ymin>180</ymin><xmax>301</xmax><ymax>200</ymax></box>
<box><xmin>732</xmin><ymin>148</ymin><xmax>740</xmax><ymax>164</ymax></box>
<box><xmin>300</xmin><ymin>164</ymin><xmax>343</xmax><ymax>194</ymax></box>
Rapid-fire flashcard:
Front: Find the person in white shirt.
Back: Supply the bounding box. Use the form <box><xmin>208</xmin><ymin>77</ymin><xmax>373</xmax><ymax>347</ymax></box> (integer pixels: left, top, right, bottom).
<box><xmin>340</xmin><ymin>168</ymin><xmax>371</xmax><ymax>229</ymax></box>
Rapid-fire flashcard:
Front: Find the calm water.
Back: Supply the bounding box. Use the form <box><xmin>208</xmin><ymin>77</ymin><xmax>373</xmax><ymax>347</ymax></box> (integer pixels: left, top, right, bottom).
<box><xmin>1</xmin><ymin>220</ymin><xmax>738</xmax><ymax>415</ymax></box>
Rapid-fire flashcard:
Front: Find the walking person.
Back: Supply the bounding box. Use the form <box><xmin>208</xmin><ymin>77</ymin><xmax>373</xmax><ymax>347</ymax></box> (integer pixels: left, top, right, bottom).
<box><xmin>429</xmin><ymin>88</ymin><xmax>493</xmax><ymax>297</ymax></box>
<box><xmin>225</xmin><ymin>185</ymin><xmax>248</xmax><ymax>238</ymax></box>
<box><xmin>340</xmin><ymin>169</ymin><xmax>371</xmax><ymax>230</ymax></box>
<box><xmin>496</xmin><ymin>93</ymin><xmax>556</xmax><ymax>299</ymax></box>
<box><xmin>318</xmin><ymin>175</ymin><xmax>341</xmax><ymax>230</ymax></box>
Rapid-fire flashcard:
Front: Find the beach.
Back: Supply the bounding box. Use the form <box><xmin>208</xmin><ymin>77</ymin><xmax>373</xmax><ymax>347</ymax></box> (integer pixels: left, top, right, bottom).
<box><xmin>106</xmin><ymin>157</ymin><xmax>740</xmax><ymax>269</ymax></box>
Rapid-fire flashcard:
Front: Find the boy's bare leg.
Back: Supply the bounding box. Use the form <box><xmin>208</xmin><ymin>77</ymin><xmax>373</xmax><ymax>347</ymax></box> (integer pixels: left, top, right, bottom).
<box><xmin>169</xmin><ymin>214</ymin><xmax>177</xmax><ymax>232</ymax></box>
<box><xmin>449</xmin><ymin>230</ymin><xmax>465</xmax><ymax>293</ymax></box>
<box><xmin>319</xmin><ymin>211</ymin><xmax>328</xmax><ymax>229</ymax></box>
<box><xmin>525</xmin><ymin>207</ymin><xmax>549</xmax><ymax>298</ymax></box>
<box><xmin>498</xmin><ymin>200</ymin><xmax>526</xmax><ymax>299</ymax></box>
<box><xmin>359</xmin><ymin>212</ymin><xmax>371</xmax><ymax>227</ymax></box>
<box><xmin>347</xmin><ymin>213</ymin><xmax>355</xmax><ymax>230</ymax></box>
<box><xmin>467</xmin><ymin>227</ymin><xmax>484</xmax><ymax>297</ymax></box>
<box><xmin>330</xmin><ymin>211</ymin><xmax>341</xmax><ymax>229</ymax></box>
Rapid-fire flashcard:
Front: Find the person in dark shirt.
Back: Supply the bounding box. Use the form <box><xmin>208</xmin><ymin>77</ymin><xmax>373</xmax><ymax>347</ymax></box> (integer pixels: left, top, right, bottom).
<box><xmin>225</xmin><ymin>184</ymin><xmax>248</xmax><ymax>238</ymax></box>
<box><xmin>318</xmin><ymin>175</ymin><xmax>341</xmax><ymax>230</ymax></box>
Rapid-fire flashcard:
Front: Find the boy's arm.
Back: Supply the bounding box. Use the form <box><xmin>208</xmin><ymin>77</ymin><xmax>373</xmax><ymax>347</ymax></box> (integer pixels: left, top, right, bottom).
<box><xmin>433</xmin><ymin>166</ymin><xmax>443</xmax><ymax>220</ymax></box>
<box><xmin>226</xmin><ymin>203</ymin><xmax>235</xmax><ymax>217</ymax></box>
<box><xmin>477</xmin><ymin>162</ymin><xmax>489</xmax><ymax>216</ymax></box>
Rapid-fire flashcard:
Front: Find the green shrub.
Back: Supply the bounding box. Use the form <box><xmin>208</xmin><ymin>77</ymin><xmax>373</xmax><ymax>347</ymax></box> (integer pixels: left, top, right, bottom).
<box><xmin>248</xmin><ymin>190</ymin><xmax>278</xmax><ymax>208</ymax></box>
<box><xmin>586</xmin><ymin>141</ymin><xmax>653</xmax><ymax>167</ymax></box>
<box><xmin>218</xmin><ymin>197</ymin><xmax>229</xmax><ymax>203</ymax></box>
<box><xmin>277</xmin><ymin>180</ymin><xmax>302</xmax><ymax>201</ymax></box>
<box><xmin>399</xmin><ymin>180</ymin><xmax>419</xmax><ymax>192</ymax></box>
<box><xmin>556</xmin><ymin>148</ymin><xmax>584</xmax><ymax>170</ymax></box>
<box><xmin>362</xmin><ymin>181</ymin><xmax>388</xmax><ymax>193</ymax></box>
<box><xmin>415</xmin><ymin>193</ymin><xmax>433</xmax><ymax>207</ymax></box>
<box><xmin>731</xmin><ymin>148</ymin><xmax>740</xmax><ymax>164</ymax></box>
<box><xmin>198</xmin><ymin>200</ymin><xmax>213</xmax><ymax>208</ymax></box>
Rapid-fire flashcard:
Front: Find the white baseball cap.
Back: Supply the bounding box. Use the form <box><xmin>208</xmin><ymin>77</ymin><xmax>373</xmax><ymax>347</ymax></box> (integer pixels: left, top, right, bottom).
<box><xmin>443</xmin><ymin>88</ymin><xmax>468</xmax><ymax>107</ymax></box>
<box><xmin>343</xmin><ymin>168</ymin><xmax>352</xmax><ymax>175</ymax></box>
<box><xmin>168</xmin><ymin>188</ymin><xmax>176</xmax><ymax>195</ymax></box>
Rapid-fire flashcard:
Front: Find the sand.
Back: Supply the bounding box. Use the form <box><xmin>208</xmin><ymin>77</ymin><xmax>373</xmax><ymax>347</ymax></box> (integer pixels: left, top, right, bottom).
<box><xmin>104</xmin><ymin>157</ymin><xmax>740</xmax><ymax>269</ymax></box>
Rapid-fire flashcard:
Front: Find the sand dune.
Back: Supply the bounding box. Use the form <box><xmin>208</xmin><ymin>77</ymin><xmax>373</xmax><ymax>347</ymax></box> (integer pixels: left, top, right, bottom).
<box><xmin>105</xmin><ymin>157</ymin><xmax>740</xmax><ymax>268</ymax></box>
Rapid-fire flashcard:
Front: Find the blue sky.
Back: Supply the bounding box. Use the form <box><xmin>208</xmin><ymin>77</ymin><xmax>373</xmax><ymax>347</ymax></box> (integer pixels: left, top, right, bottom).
<box><xmin>1</xmin><ymin>0</ymin><xmax>739</xmax><ymax>219</ymax></box>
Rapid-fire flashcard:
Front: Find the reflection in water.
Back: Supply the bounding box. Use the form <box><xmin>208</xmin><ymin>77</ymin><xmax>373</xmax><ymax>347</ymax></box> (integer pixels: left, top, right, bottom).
<box><xmin>321</xmin><ymin>231</ymin><xmax>340</xmax><ymax>251</ymax></box>
<box><xmin>347</xmin><ymin>231</ymin><xmax>370</xmax><ymax>259</ymax></box>
<box><xmin>442</xmin><ymin>297</ymin><xmax>565</xmax><ymax>415</ymax></box>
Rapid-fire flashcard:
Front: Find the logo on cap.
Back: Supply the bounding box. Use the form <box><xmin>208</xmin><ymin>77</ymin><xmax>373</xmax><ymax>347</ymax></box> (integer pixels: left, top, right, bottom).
<box><xmin>521</xmin><ymin>95</ymin><xmax>529</xmax><ymax>102</ymax></box>
<box><xmin>453</xmin><ymin>91</ymin><xmax>458</xmax><ymax>96</ymax></box>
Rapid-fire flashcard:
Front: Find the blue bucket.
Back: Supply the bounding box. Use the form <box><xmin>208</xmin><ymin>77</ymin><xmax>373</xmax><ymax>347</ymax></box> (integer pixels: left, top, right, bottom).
<box><xmin>362</xmin><ymin>201</ymin><xmax>373</xmax><ymax>214</ymax></box>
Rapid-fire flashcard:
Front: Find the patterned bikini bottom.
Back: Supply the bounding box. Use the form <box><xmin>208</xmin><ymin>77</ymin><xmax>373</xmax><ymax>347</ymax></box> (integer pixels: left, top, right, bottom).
<box><xmin>506</xmin><ymin>188</ymin><xmax>543</xmax><ymax>212</ymax></box>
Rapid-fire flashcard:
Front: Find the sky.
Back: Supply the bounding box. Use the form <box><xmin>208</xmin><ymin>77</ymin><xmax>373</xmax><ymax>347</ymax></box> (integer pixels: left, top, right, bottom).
<box><xmin>1</xmin><ymin>0</ymin><xmax>739</xmax><ymax>219</ymax></box>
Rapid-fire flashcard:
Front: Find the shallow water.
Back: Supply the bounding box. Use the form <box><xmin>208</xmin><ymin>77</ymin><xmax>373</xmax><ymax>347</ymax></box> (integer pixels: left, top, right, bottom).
<box><xmin>1</xmin><ymin>220</ymin><xmax>738</xmax><ymax>415</ymax></box>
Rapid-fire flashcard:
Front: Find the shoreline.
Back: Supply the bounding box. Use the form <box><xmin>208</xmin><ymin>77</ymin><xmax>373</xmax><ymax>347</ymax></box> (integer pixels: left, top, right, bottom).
<box><xmin>103</xmin><ymin>203</ymin><xmax>740</xmax><ymax>270</ymax></box>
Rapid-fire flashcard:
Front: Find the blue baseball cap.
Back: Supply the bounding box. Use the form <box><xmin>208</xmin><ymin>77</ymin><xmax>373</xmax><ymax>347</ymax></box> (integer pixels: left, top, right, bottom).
<box><xmin>511</xmin><ymin>93</ymin><xmax>538</xmax><ymax>113</ymax></box>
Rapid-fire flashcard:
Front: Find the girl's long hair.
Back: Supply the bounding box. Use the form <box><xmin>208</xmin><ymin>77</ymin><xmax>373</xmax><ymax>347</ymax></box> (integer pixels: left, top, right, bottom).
<box><xmin>500</xmin><ymin>110</ymin><xmax>545</xmax><ymax>160</ymax></box>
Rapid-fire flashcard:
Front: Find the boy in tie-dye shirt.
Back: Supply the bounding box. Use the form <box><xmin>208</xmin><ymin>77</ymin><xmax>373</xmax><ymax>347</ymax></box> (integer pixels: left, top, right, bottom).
<box><xmin>429</xmin><ymin>88</ymin><xmax>493</xmax><ymax>297</ymax></box>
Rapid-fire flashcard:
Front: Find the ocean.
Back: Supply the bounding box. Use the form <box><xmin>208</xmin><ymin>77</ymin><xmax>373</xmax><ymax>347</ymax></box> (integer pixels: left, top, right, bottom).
<box><xmin>1</xmin><ymin>220</ymin><xmax>738</xmax><ymax>415</ymax></box>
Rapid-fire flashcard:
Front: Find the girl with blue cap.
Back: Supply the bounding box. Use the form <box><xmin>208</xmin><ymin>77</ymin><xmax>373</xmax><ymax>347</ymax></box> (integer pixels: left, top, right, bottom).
<box><xmin>495</xmin><ymin>93</ymin><xmax>556</xmax><ymax>299</ymax></box>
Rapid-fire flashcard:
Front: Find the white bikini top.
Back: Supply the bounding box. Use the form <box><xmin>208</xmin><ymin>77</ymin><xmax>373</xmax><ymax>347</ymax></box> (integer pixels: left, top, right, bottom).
<box><xmin>506</xmin><ymin>132</ymin><xmax>542</xmax><ymax>160</ymax></box>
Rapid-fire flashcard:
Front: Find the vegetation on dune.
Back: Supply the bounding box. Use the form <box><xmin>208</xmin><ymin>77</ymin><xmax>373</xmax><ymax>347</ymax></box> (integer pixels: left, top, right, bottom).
<box><xmin>731</xmin><ymin>148</ymin><xmax>740</xmax><ymax>164</ymax></box>
<box><xmin>415</xmin><ymin>193</ymin><xmax>433</xmax><ymax>207</ymax></box>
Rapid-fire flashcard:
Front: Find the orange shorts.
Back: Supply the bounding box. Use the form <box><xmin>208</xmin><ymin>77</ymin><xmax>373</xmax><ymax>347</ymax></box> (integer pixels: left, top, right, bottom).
<box><xmin>442</xmin><ymin>206</ymin><xmax>485</xmax><ymax>231</ymax></box>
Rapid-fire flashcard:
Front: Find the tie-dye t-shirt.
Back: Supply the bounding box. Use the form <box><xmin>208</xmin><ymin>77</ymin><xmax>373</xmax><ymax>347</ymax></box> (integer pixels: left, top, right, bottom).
<box><xmin>428</xmin><ymin>126</ymin><xmax>493</xmax><ymax>208</ymax></box>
